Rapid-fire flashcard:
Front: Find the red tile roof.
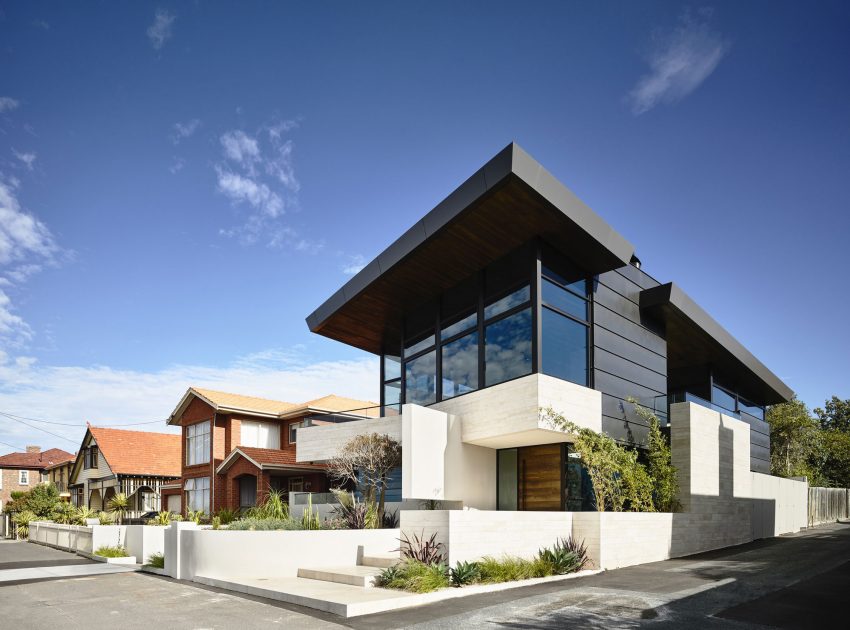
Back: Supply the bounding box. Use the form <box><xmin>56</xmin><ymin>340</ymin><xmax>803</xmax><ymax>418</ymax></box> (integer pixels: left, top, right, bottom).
<box><xmin>219</xmin><ymin>446</ymin><xmax>326</xmax><ymax>472</ymax></box>
<box><xmin>88</xmin><ymin>427</ymin><xmax>181</xmax><ymax>477</ymax></box>
<box><xmin>0</xmin><ymin>448</ymin><xmax>75</xmax><ymax>470</ymax></box>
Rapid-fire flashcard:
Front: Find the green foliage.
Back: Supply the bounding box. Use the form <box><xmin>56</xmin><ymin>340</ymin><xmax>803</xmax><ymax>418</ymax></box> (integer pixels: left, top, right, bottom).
<box><xmin>537</xmin><ymin>537</ymin><xmax>588</xmax><ymax>574</ymax></box>
<box><xmin>811</xmin><ymin>430</ymin><xmax>850</xmax><ymax>488</ymax></box>
<box><xmin>246</xmin><ymin>489</ymin><xmax>289</xmax><ymax>520</ymax></box>
<box><xmin>397</xmin><ymin>530</ymin><xmax>445</xmax><ymax>565</ymax></box>
<box><xmin>6</xmin><ymin>483</ymin><xmax>63</xmax><ymax>519</ymax></box>
<box><xmin>632</xmin><ymin>399</ymin><xmax>681</xmax><ymax>512</ymax></box>
<box><xmin>54</xmin><ymin>502</ymin><xmax>78</xmax><ymax>525</ymax></box>
<box><xmin>75</xmin><ymin>506</ymin><xmax>97</xmax><ymax>524</ymax></box>
<box><xmin>768</xmin><ymin>398</ymin><xmax>822</xmax><ymax>481</ymax></box>
<box><xmin>94</xmin><ymin>545</ymin><xmax>129</xmax><ymax>558</ymax></box>
<box><xmin>330</xmin><ymin>489</ymin><xmax>379</xmax><ymax>529</ymax></box>
<box><xmin>543</xmin><ymin>407</ymin><xmax>655</xmax><ymax>512</ymax></box>
<box><xmin>147</xmin><ymin>511</ymin><xmax>173</xmax><ymax>526</ymax></box>
<box><xmin>381</xmin><ymin>508</ymin><xmax>399</xmax><ymax>529</ymax></box>
<box><xmin>12</xmin><ymin>510</ymin><xmax>37</xmax><ymax>539</ymax></box>
<box><xmin>477</xmin><ymin>555</ymin><xmax>547</xmax><ymax>582</ymax></box>
<box><xmin>450</xmin><ymin>560</ymin><xmax>481</xmax><ymax>586</ymax></box>
<box><xmin>214</xmin><ymin>508</ymin><xmax>237</xmax><ymax>525</ymax></box>
<box><xmin>300</xmin><ymin>495</ymin><xmax>321</xmax><ymax>530</ymax></box>
<box><xmin>145</xmin><ymin>552</ymin><xmax>165</xmax><ymax>568</ymax></box>
<box><xmin>107</xmin><ymin>492</ymin><xmax>129</xmax><ymax>524</ymax></box>
<box><xmin>97</xmin><ymin>511</ymin><xmax>114</xmax><ymax>525</ymax></box>
<box><xmin>815</xmin><ymin>396</ymin><xmax>850</xmax><ymax>434</ymax></box>
<box><xmin>211</xmin><ymin>516</ymin><xmax>221</xmax><ymax>530</ymax></box>
<box><xmin>227</xmin><ymin>517</ymin><xmax>305</xmax><ymax>531</ymax></box>
<box><xmin>376</xmin><ymin>560</ymin><xmax>450</xmax><ymax>593</ymax></box>
<box><xmin>419</xmin><ymin>499</ymin><xmax>442</xmax><ymax>510</ymax></box>
<box><xmin>187</xmin><ymin>509</ymin><xmax>205</xmax><ymax>525</ymax></box>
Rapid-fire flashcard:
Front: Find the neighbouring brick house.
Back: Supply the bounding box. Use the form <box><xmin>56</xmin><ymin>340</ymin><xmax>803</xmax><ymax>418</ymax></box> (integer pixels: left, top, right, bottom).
<box><xmin>68</xmin><ymin>426</ymin><xmax>181</xmax><ymax>517</ymax></box>
<box><xmin>165</xmin><ymin>388</ymin><xmax>376</xmax><ymax>515</ymax></box>
<box><xmin>0</xmin><ymin>446</ymin><xmax>75</xmax><ymax>511</ymax></box>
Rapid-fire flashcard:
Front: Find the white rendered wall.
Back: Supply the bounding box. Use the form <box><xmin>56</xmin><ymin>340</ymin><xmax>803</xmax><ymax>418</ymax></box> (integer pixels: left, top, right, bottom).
<box><xmin>401</xmin><ymin>405</ymin><xmax>497</xmax><ymax>508</ymax></box>
<box><xmin>176</xmin><ymin>528</ymin><xmax>400</xmax><ymax>581</ymax></box>
<box><xmin>400</xmin><ymin>510</ymin><xmax>573</xmax><ymax>566</ymax></box>
<box><xmin>751</xmin><ymin>472</ymin><xmax>808</xmax><ymax>539</ymax></box>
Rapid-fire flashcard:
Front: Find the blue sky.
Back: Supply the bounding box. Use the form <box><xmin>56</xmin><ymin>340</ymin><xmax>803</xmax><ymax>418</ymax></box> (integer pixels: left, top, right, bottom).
<box><xmin>1</xmin><ymin>1</ymin><xmax>848</xmax><ymax>453</ymax></box>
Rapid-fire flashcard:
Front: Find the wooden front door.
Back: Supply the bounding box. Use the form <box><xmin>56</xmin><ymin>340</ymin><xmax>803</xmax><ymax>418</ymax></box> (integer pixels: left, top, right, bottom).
<box><xmin>517</xmin><ymin>444</ymin><xmax>563</xmax><ymax>511</ymax></box>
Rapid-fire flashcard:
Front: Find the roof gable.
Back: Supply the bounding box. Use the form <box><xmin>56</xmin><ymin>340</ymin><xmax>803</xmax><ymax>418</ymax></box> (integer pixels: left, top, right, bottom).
<box><xmin>87</xmin><ymin>427</ymin><xmax>181</xmax><ymax>477</ymax></box>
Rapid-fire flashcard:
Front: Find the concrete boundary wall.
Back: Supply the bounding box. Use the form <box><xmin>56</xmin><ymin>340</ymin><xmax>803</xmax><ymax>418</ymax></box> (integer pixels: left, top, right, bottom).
<box><xmin>401</xmin><ymin>510</ymin><xmax>573</xmax><ymax>566</ymax></box>
<box><xmin>28</xmin><ymin>521</ymin><xmax>165</xmax><ymax>561</ymax></box>
<box><xmin>751</xmin><ymin>473</ymin><xmax>807</xmax><ymax>539</ymax></box>
<box><xmin>167</xmin><ymin>526</ymin><xmax>400</xmax><ymax>581</ymax></box>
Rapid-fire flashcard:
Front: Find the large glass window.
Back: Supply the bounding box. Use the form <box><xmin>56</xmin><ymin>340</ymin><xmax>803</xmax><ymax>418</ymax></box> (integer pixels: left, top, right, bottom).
<box><xmin>186</xmin><ymin>421</ymin><xmax>211</xmax><ymax>466</ymax></box>
<box><xmin>442</xmin><ymin>311</ymin><xmax>476</xmax><ymax>340</ymax></box>
<box><xmin>383</xmin><ymin>354</ymin><xmax>401</xmax><ymax>381</ymax></box>
<box><xmin>739</xmin><ymin>398</ymin><xmax>765</xmax><ymax>421</ymax></box>
<box><xmin>442</xmin><ymin>331</ymin><xmax>479</xmax><ymax>398</ymax></box>
<box><xmin>485</xmin><ymin>308</ymin><xmax>532</xmax><ymax>386</ymax></box>
<box><xmin>542</xmin><ymin>308</ymin><xmax>588</xmax><ymax>385</ymax></box>
<box><xmin>384</xmin><ymin>380</ymin><xmax>401</xmax><ymax>407</ymax></box>
<box><xmin>484</xmin><ymin>285</ymin><xmax>530</xmax><ymax>320</ymax></box>
<box><xmin>712</xmin><ymin>385</ymin><xmax>737</xmax><ymax>415</ymax></box>
<box><xmin>405</xmin><ymin>350</ymin><xmax>436</xmax><ymax>405</ymax></box>
<box><xmin>542</xmin><ymin>278</ymin><xmax>587</xmax><ymax>320</ymax></box>
<box><xmin>405</xmin><ymin>333</ymin><xmax>435</xmax><ymax>358</ymax></box>
<box><xmin>184</xmin><ymin>477</ymin><xmax>210</xmax><ymax>513</ymax></box>
<box><xmin>240</xmin><ymin>421</ymin><xmax>280</xmax><ymax>449</ymax></box>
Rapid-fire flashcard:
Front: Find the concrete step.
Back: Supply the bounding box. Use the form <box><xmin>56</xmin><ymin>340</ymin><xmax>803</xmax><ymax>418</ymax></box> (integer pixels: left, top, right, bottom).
<box><xmin>297</xmin><ymin>565</ymin><xmax>384</xmax><ymax>588</ymax></box>
<box><xmin>360</xmin><ymin>553</ymin><xmax>400</xmax><ymax>569</ymax></box>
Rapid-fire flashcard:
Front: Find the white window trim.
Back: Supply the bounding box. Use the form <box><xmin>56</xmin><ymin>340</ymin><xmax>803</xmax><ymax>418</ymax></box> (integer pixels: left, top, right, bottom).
<box><xmin>289</xmin><ymin>422</ymin><xmax>298</xmax><ymax>445</ymax></box>
<box><xmin>19</xmin><ymin>470</ymin><xmax>29</xmax><ymax>485</ymax></box>
<box><xmin>240</xmin><ymin>420</ymin><xmax>280</xmax><ymax>450</ymax></box>
<box><xmin>186</xmin><ymin>421</ymin><xmax>211</xmax><ymax>466</ymax></box>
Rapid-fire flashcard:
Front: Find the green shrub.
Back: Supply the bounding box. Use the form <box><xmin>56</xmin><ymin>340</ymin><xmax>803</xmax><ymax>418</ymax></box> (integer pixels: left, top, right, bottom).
<box><xmin>227</xmin><ymin>517</ymin><xmax>304</xmax><ymax>531</ymax></box>
<box><xmin>75</xmin><ymin>506</ymin><xmax>97</xmax><ymax>524</ymax></box>
<box><xmin>94</xmin><ymin>545</ymin><xmax>128</xmax><ymax>558</ymax></box>
<box><xmin>145</xmin><ymin>552</ymin><xmax>165</xmax><ymax>568</ymax></box>
<box><xmin>477</xmin><ymin>555</ymin><xmax>544</xmax><ymax>583</ymax></box>
<box><xmin>12</xmin><ymin>510</ymin><xmax>37</xmax><ymax>539</ymax></box>
<box><xmin>187</xmin><ymin>509</ymin><xmax>205</xmax><ymax>525</ymax></box>
<box><xmin>147</xmin><ymin>511</ymin><xmax>172</xmax><ymax>526</ymax></box>
<box><xmin>211</xmin><ymin>516</ymin><xmax>221</xmax><ymax>530</ymax></box>
<box><xmin>54</xmin><ymin>502</ymin><xmax>77</xmax><ymax>525</ymax></box>
<box><xmin>246</xmin><ymin>489</ymin><xmax>289</xmax><ymax>520</ymax></box>
<box><xmin>215</xmin><ymin>508</ymin><xmax>237</xmax><ymax>525</ymax></box>
<box><xmin>397</xmin><ymin>530</ymin><xmax>445</xmax><ymax>565</ymax></box>
<box><xmin>376</xmin><ymin>560</ymin><xmax>450</xmax><ymax>593</ymax></box>
<box><xmin>97</xmin><ymin>511</ymin><xmax>114</xmax><ymax>525</ymax></box>
<box><xmin>450</xmin><ymin>560</ymin><xmax>481</xmax><ymax>587</ymax></box>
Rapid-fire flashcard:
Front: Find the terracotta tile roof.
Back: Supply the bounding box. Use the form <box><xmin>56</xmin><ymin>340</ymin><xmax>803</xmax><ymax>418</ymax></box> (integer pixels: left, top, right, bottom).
<box><xmin>88</xmin><ymin>427</ymin><xmax>181</xmax><ymax>477</ymax></box>
<box><xmin>218</xmin><ymin>446</ymin><xmax>327</xmax><ymax>473</ymax></box>
<box><xmin>191</xmin><ymin>387</ymin><xmax>296</xmax><ymax>416</ymax></box>
<box><xmin>0</xmin><ymin>448</ymin><xmax>75</xmax><ymax>470</ymax></box>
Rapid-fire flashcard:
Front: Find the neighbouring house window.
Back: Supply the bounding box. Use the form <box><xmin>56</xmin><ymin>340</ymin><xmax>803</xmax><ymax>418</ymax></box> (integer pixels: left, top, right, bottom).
<box><xmin>40</xmin><ymin>472</ymin><xmax>48</xmax><ymax>484</ymax></box>
<box><xmin>186</xmin><ymin>421</ymin><xmax>211</xmax><ymax>465</ymax></box>
<box><xmin>19</xmin><ymin>470</ymin><xmax>29</xmax><ymax>485</ymax></box>
<box><xmin>240</xmin><ymin>421</ymin><xmax>281</xmax><ymax>449</ymax></box>
<box><xmin>84</xmin><ymin>446</ymin><xmax>99</xmax><ymax>470</ymax></box>
<box><xmin>184</xmin><ymin>477</ymin><xmax>210</xmax><ymax>513</ymax></box>
<box><xmin>289</xmin><ymin>422</ymin><xmax>298</xmax><ymax>445</ymax></box>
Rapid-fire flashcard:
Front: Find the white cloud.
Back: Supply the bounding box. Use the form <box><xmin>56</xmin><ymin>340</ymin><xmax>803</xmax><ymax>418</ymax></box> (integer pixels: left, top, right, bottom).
<box><xmin>169</xmin><ymin>157</ymin><xmax>185</xmax><ymax>174</ymax></box>
<box><xmin>146</xmin><ymin>9</ymin><xmax>176</xmax><ymax>51</ymax></box>
<box><xmin>13</xmin><ymin>150</ymin><xmax>37</xmax><ymax>171</ymax></box>
<box><xmin>214</xmin><ymin>122</ymin><xmax>313</xmax><ymax>248</ymax></box>
<box><xmin>32</xmin><ymin>20</ymin><xmax>50</xmax><ymax>31</ymax></box>
<box><xmin>628</xmin><ymin>9</ymin><xmax>729</xmax><ymax>115</ymax></box>
<box><xmin>0</xmin><ymin>176</ymin><xmax>64</xmax><ymax>347</ymax></box>
<box><xmin>171</xmin><ymin>119</ymin><xmax>200</xmax><ymax>144</ymax></box>
<box><xmin>0</xmin><ymin>97</ymin><xmax>20</xmax><ymax>113</ymax></box>
<box><xmin>216</xmin><ymin>168</ymin><xmax>283</xmax><ymax>218</ymax></box>
<box><xmin>342</xmin><ymin>254</ymin><xmax>366</xmax><ymax>275</ymax></box>
<box><xmin>0</xmin><ymin>349</ymin><xmax>378</xmax><ymax>451</ymax></box>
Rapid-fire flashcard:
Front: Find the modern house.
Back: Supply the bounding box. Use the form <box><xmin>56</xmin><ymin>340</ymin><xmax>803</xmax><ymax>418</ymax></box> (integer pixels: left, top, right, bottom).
<box><xmin>165</xmin><ymin>387</ymin><xmax>376</xmax><ymax>514</ymax></box>
<box><xmin>0</xmin><ymin>446</ymin><xmax>75</xmax><ymax>511</ymax></box>
<box><xmin>297</xmin><ymin>142</ymin><xmax>793</xmax><ymax>512</ymax></box>
<box><xmin>69</xmin><ymin>426</ymin><xmax>181</xmax><ymax>517</ymax></box>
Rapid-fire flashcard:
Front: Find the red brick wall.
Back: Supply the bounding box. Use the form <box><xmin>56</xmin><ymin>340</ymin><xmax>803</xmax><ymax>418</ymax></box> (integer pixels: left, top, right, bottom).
<box><xmin>0</xmin><ymin>468</ymin><xmax>41</xmax><ymax>507</ymax></box>
<box><xmin>160</xmin><ymin>485</ymin><xmax>182</xmax><ymax>513</ymax></box>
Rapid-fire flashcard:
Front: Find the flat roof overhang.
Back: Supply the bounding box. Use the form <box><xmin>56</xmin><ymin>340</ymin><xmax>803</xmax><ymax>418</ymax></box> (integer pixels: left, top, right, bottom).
<box><xmin>640</xmin><ymin>282</ymin><xmax>793</xmax><ymax>406</ymax></box>
<box><xmin>307</xmin><ymin>142</ymin><xmax>635</xmax><ymax>354</ymax></box>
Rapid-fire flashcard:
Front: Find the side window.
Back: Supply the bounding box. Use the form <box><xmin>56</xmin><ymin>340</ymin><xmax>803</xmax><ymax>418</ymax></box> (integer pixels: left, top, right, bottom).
<box><xmin>19</xmin><ymin>470</ymin><xmax>29</xmax><ymax>485</ymax></box>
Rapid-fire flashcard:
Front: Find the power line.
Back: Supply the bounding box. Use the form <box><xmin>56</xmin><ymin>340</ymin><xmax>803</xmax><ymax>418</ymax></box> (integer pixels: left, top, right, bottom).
<box><xmin>0</xmin><ymin>409</ymin><xmax>165</xmax><ymax>428</ymax></box>
<box><xmin>0</xmin><ymin>438</ymin><xmax>25</xmax><ymax>451</ymax></box>
<box><xmin>0</xmin><ymin>412</ymin><xmax>81</xmax><ymax>445</ymax></box>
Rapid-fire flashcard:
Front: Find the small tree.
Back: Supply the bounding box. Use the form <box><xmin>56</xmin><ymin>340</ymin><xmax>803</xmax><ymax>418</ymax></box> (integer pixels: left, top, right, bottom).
<box><xmin>767</xmin><ymin>398</ymin><xmax>820</xmax><ymax>481</ymax></box>
<box><xmin>327</xmin><ymin>433</ymin><xmax>402</xmax><ymax>523</ymax></box>
<box><xmin>542</xmin><ymin>407</ymin><xmax>653</xmax><ymax>512</ymax></box>
<box><xmin>630</xmin><ymin>398</ymin><xmax>681</xmax><ymax>512</ymax></box>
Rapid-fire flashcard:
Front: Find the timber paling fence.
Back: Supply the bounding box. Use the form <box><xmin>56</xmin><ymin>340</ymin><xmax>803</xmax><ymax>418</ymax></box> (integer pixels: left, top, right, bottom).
<box><xmin>808</xmin><ymin>487</ymin><xmax>850</xmax><ymax>527</ymax></box>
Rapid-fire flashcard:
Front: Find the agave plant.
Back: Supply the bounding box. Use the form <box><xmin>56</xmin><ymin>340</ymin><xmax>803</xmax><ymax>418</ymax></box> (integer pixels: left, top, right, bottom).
<box><xmin>12</xmin><ymin>510</ymin><xmax>37</xmax><ymax>539</ymax></box>
<box><xmin>450</xmin><ymin>560</ymin><xmax>481</xmax><ymax>587</ymax></box>
<box><xmin>147</xmin><ymin>511</ymin><xmax>172</xmax><ymax>526</ymax></box>
<box><xmin>396</xmin><ymin>530</ymin><xmax>445</xmax><ymax>565</ymax></box>
<box><xmin>75</xmin><ymin>506</ymin><xmax>97</xmax><ymax>524</ymax></box>
<box><xmin>537</xmin><ymin>536</ymin><xmax>589</xmax><ymax>574</ymax></box>
<box><xmin>97</xmin><ymin>511</ymin><xmax>114</xmax><ymax>525</ymax></box>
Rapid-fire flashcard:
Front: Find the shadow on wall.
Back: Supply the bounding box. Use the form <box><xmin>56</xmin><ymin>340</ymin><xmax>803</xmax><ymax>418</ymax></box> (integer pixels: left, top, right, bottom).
<box><xmin>668</xmin><ymin>421</ymin><xmax>775</xmax><ymax>560</ymax></box>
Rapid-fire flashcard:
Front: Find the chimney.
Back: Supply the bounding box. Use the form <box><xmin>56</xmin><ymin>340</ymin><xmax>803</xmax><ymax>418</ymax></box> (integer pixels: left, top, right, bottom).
<box><xmin>26</xmin><ymin>445</ymin><xmax>41</xmax><ymax>453</ymax></box>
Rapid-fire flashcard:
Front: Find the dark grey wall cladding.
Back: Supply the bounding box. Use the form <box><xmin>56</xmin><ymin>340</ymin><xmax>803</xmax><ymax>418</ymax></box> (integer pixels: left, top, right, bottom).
<box><xmin>593</xmin><ymin>267</ymin><xmax>666</xmax><ymax>447</ymax></box>
<box><xmin>751</xmin><ymin>458</ymin><xmax>770</xmax><ymax>474</ymax></box>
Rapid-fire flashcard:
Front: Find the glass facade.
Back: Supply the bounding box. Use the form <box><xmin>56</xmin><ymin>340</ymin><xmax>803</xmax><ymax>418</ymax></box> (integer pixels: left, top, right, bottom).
<box><xmin>382</xmin><ymin>244</ymin><xmax>593</xmax><ymax>410</ymax></box>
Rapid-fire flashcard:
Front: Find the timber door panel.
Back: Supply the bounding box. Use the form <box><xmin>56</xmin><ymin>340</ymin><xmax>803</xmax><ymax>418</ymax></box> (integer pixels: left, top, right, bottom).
<box><xmin>518</xmin><ymin>444</ymin><xmax>563</xmax><ymax>511</ymax></box>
